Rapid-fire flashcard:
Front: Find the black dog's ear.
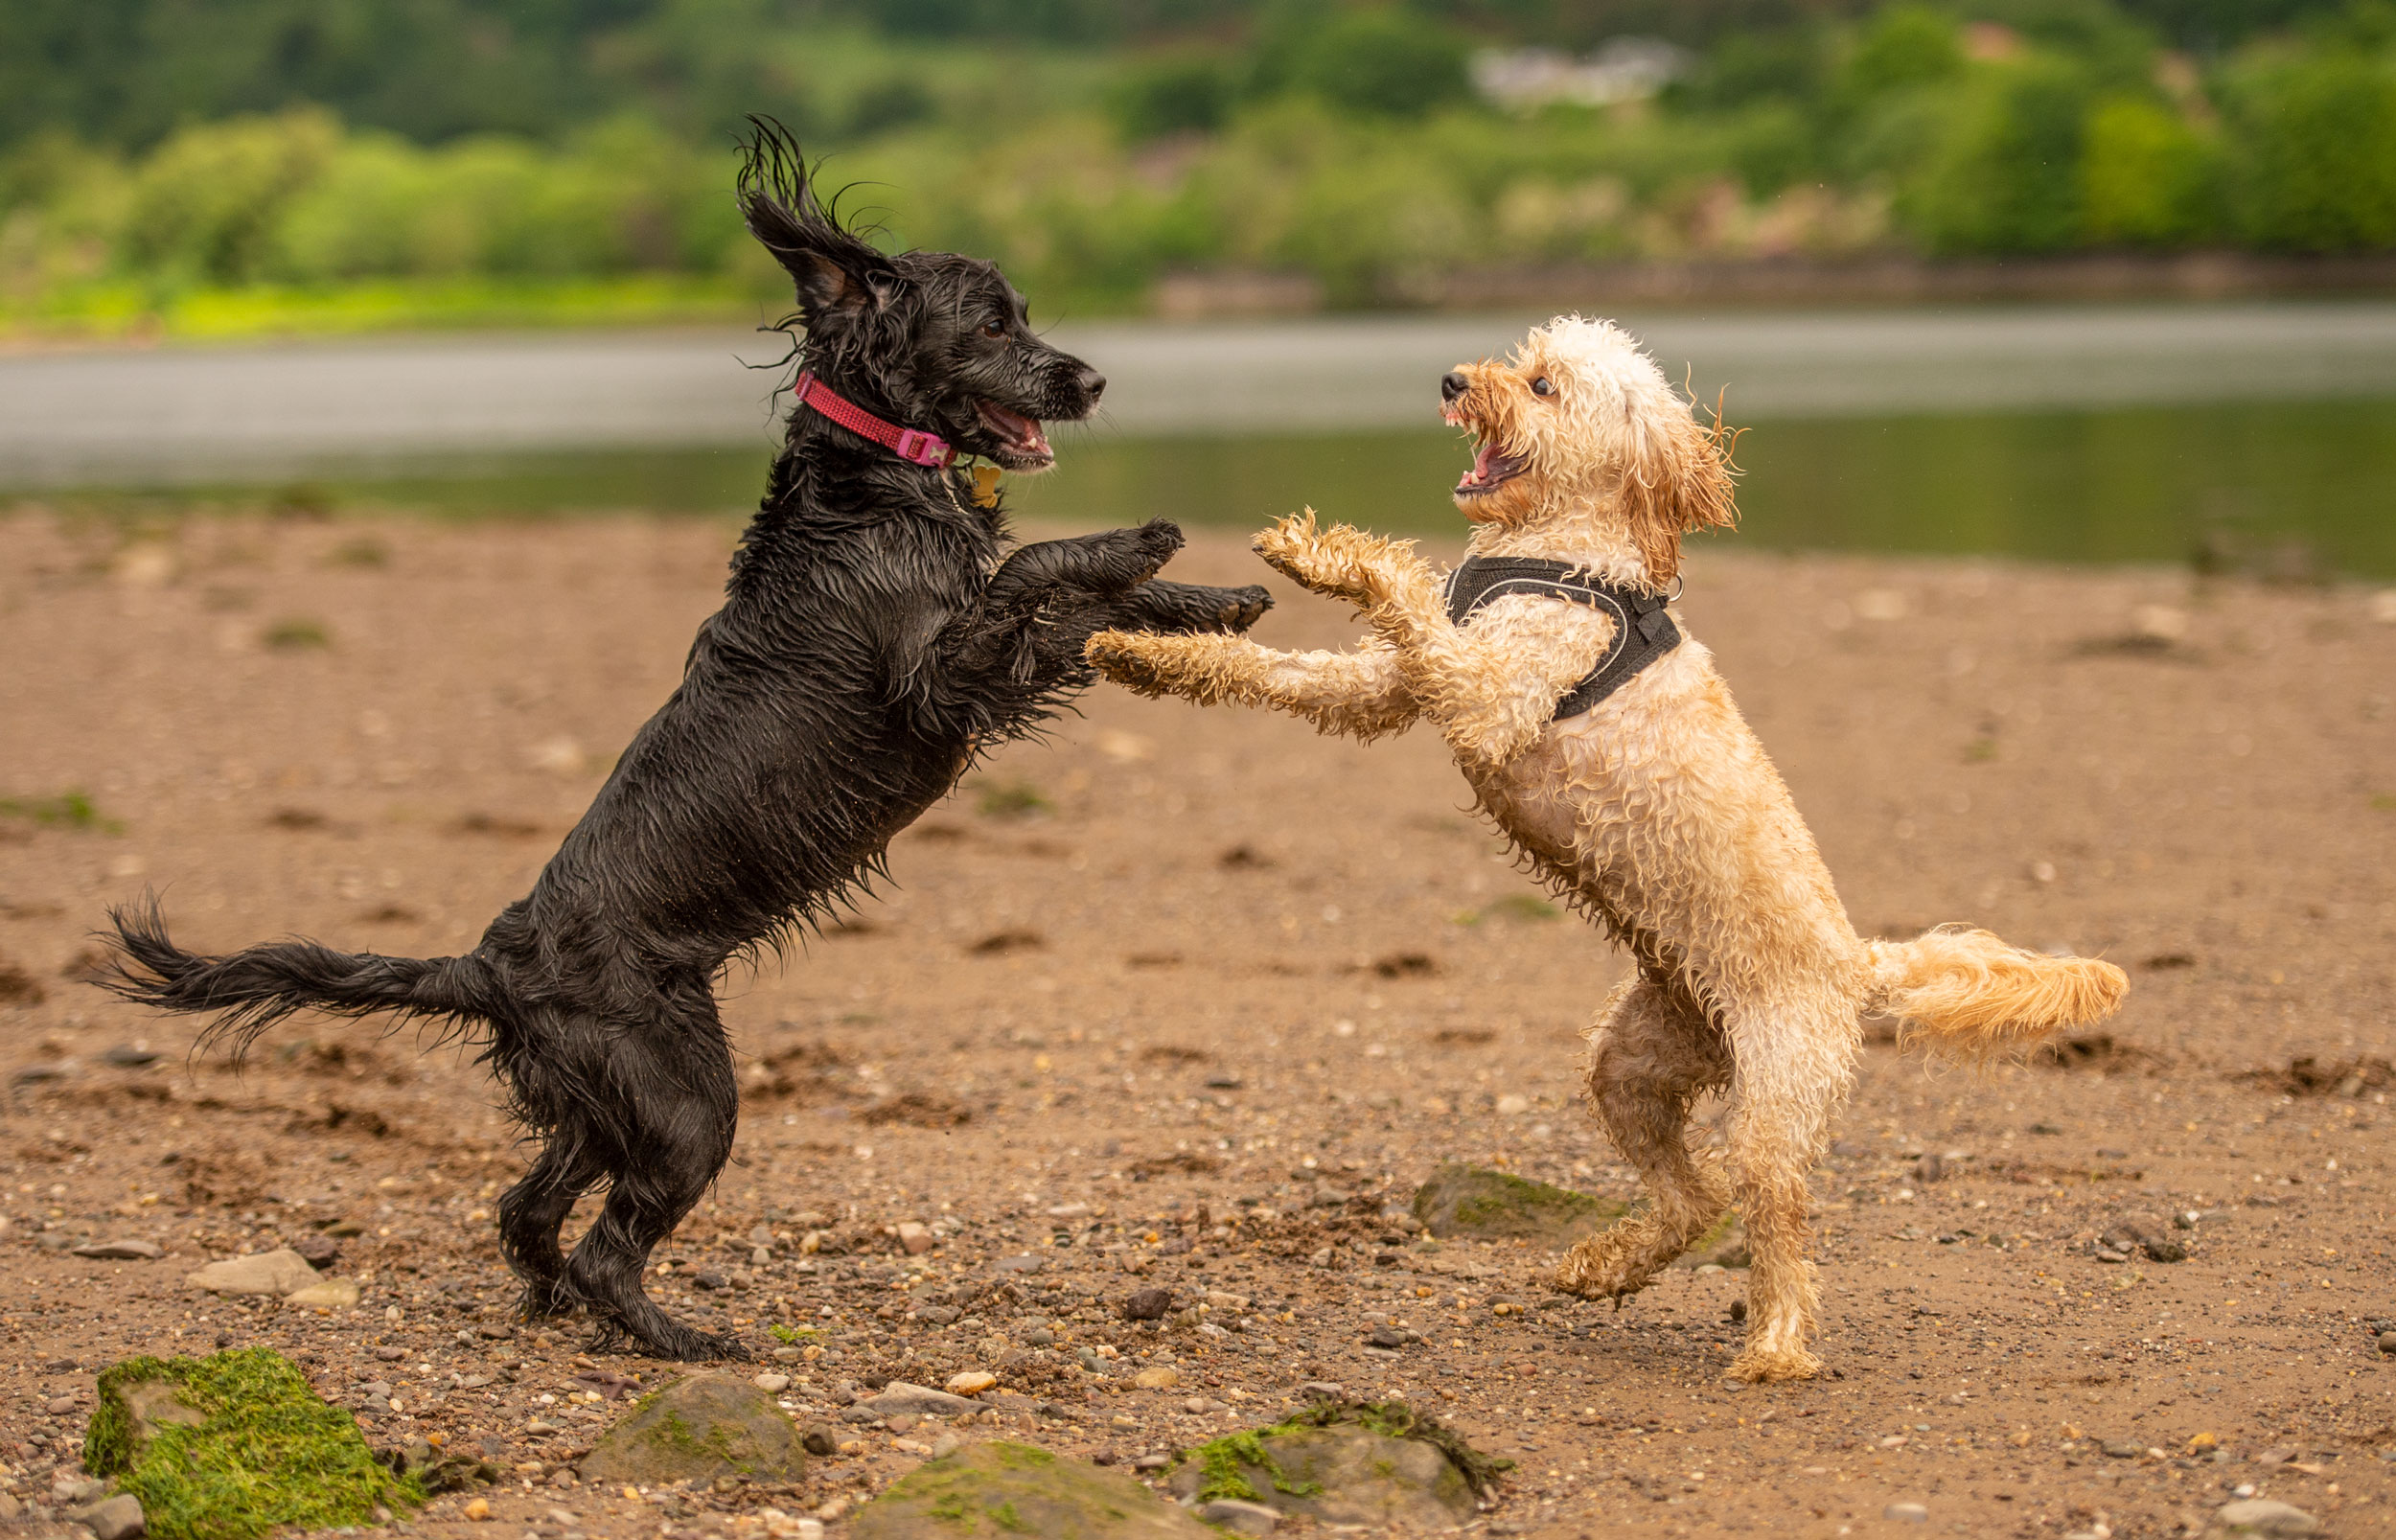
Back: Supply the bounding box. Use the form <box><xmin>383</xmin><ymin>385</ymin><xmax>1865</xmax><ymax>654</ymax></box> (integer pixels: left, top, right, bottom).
<box><xmin>736</xmin><ymin>117</ymin><xmax>894</xmax><ymax>321</ymax></box>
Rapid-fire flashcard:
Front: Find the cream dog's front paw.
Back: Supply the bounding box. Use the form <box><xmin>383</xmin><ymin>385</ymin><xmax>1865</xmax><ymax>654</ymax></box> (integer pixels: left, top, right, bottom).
<box><xmin>1252</xmin><ymin>510</ymin><xmax>1418</xmax><ymax>608</ymax></box>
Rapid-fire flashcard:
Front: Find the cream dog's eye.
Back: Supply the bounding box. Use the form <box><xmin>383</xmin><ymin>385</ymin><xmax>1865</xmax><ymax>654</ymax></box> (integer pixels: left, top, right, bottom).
<box><xmin>1530</xmin><ymin>377</ymin><xmax>1555</xmax><ymax>397</ymax></box>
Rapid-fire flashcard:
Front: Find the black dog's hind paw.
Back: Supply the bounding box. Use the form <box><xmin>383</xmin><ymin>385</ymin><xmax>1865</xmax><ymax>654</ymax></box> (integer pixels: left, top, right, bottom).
<box><xmin>1117</xmin><ymin>580</ymin><xmax>1273</xmax><ymax>635</ymax></box>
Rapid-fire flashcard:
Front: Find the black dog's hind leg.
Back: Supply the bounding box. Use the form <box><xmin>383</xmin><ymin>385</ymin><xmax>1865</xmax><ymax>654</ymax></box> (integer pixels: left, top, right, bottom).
<box><xmin>496</xmin><ymin>1140</ymin><xmax>602</xmax><ymax>1319</ymax></box>
<box><xmin>558</xmin><ymin>986</ymin><xmax>748</xmax><ymax>1361</ymax></box>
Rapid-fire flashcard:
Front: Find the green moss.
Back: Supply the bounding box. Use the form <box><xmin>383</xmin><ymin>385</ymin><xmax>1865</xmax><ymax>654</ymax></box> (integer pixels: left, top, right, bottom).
<box><xmin>83</xmin><ymin>1348</ymin><xmax>421</xmax><ymax>1540</ymax></box>
<box><xmin>990</xmin><ymin>1442</ymin><xmax>1055</xmax><ymax>1471</ymax></box>
<box><xmin>988</xmin><ymin>1500</ymin><xmax>1027</xmax><ymax>1532</ymax></box>
<box><xmin>927</xmin><ymin>1489</ymin><xmax>975</xmax><ymax>1525</ymax></box>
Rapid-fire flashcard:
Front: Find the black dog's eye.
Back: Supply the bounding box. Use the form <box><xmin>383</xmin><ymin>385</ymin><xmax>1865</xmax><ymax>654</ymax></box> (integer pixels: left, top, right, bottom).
<box><xmin>979</xmin><ymin>319</ymin><xmax>1006</xmax><ymax>339</ymax></box>
<box><xmin>1530</xmin><ymin>377</ymin><xmax>1555</xmax><ymax>398</ymax></box>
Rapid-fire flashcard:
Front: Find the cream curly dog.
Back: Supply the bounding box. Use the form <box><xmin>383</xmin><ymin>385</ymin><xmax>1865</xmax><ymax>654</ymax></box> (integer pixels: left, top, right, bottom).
<box><xmin>1087</xmin><ymin>314</ymin><xmax>2127</xmax><ymax>1382</ymax></box>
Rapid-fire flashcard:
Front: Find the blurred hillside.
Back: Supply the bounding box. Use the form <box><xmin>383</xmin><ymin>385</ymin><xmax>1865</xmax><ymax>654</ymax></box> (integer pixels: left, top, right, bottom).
<box><xmin>5</xmin><ymin>0</ymin><xmax>2393</xmax><ymax>336</ymax></box>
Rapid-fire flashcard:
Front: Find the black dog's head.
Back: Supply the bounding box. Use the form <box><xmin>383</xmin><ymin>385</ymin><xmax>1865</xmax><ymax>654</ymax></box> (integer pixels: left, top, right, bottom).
<box><xmin>738</xmin><ymin>121</ymin><xmax>1100</xmax><ymax>473</ymax></box>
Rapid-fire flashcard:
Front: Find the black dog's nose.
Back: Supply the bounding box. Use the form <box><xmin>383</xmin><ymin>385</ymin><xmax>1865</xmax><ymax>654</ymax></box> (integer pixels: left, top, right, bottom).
<box><xmin>1440</xmin><ymin>371</ymin><xmax>1468</xmax><ymax>402</ymax></box>
<box><xmin>1076</xmin><ymin>365</ymin><xmax>1106</xmax><ymax>403</ymax></box>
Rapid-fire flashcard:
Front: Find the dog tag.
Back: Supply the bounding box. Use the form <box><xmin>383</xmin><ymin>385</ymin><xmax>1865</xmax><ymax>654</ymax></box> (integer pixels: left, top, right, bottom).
<box><xmin>971</xmin><ymin>465</ymin><xmax>1002</xmax><ymax>509</ymax></box>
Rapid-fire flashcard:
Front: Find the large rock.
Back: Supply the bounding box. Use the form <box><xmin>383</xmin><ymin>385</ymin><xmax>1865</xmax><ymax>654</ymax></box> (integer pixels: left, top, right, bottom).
<box><xmin>1410</xmin><ymin>1164</ymin><xmax>1625</xmax><ymax>1244</ymax></box>
<box><xmin>84</xmin><ymin>1348</ymin><xmax>414</xmax><ymax>1540</ymax></box>
<box><xmin>184</xmin><ymin>1249</ymin><xmax>320</xmax><ymax>1297</ymax></box>
<box><xmin>579</xmin><ymin>1373</ymin><xmax>807</xmax><ymax>1485</ymax></box>
<box><xmin>850</xmin><ymin>1441</ymin><xmax>1212</xmax><ymax>1538</ymax></box>
<box><xmin>1169</xmin><ymin>1421</ymin><xmax>1477</xmax><ymax>1529</ymax></box>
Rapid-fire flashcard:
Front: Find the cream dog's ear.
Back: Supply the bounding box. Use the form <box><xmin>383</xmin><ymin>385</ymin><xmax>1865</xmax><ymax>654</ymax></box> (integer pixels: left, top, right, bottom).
<box><xmin>1607</xmin><ymin>393</ymin><xmax>1739</xmax><ymax>587</ymax></box>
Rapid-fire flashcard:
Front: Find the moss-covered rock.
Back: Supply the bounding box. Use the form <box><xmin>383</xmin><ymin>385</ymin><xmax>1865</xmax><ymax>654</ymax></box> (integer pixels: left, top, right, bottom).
<box><xmin>578</xmin><ymin>1373</ymin><xmax>807</xmax><ymax>1486</ymax></box>
<box><xmin>849</xmin><ymin>1441</ymin><xmax>1212</xmax><ymax>1538</ymax></box>
<box><xmin>1410</xmin><ymin>1162</ymin><xmax>1625</xmax><ymax>1244</ymax></box>
<box><xmin>1169</xmin><ymin>1400</ymin><xmax>1499</xmax><ymax>1529</ymax></box>
<box><xmin>81</xmin><ymin>1347</ymin><xmax>421</xmax><ymax>1540</ymax></box>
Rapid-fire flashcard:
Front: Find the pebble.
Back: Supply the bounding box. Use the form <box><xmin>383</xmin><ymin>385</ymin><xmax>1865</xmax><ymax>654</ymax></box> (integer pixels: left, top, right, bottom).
<box><xmin>294</xmin><ymin>1234</ymin><xmax>340</xmax><ymax>1268</ymax></box>
<box><xmin>863</xmin><ymin>1381</ymin><xmax>979</xmax><ymax>1417</ymax></box>
<box><xmin>1300</xmin><ymin>1381</ymin><xmax>1344</xmax><ymax>1399</ymax></box>
<box><xmin>1883</xmin><ymin>1502</ymin><xmax>1928</xmax><ymax>1524</ymax></box>
<box><xmin>896</xmin><ymin>1222</ymin><xmax>933</xmax><ymax>1255</ymax></box>
<box><xmin>1132</xmin><ymin>1454</ymin><xmax>1171</xmax><ymax>1471</ymax></box>
<box><xmin>73</xmin><ymin>1240</ymin><xmax>164</xmax><ymax>1260</ymax></box>
<box><xmin>753</xmin><ymin>1373</ymin><xmax>791</xmax><ymax>1393</ymax></box>
<box><xmin>2378</xmin><ymin>1330</ymin><xmax>2396</xmax><ymax>1356</ymax></box>
<box><xmin>74</xmin><ymin>1494</ymin><xmax>145</xmax><ymax>1540</ymax></box>
<box><xmin>2214</xmin><ymin>1499</ymin><xmax>2320</xmax><ymax>1536</ymax></box>
<box><xmin>928</xmin><ymin>1434</ymin><xmax>960</xmax><ymax>1460</ymax></box>
<box><xmin>185</xmin><ymin>1248</ymin><xmax>320</xmax><ymax>1297</ymax></box>
<box><xmin>1121</xmin><ymin>1287</ymin><xmax>1173</xmax><ymax>1322</ymax></box>
<box><xmin>47</xmin><ymin>1395</ymin><xmax>79</xmax><ymax>1414</ymax></box>
<box><xmin>1131</xmin><ymin>1367</ymin><xmax>1180</xmax><ymax>1391</ymax></box>
<box><xmin>463</xmin><ymin>1498</ymin><xmax>493</xmax><ymax>1522</ymax></box>
<box><xmin>1197</xmin><ymin>1498</ymin><xmax>1280</xmax><ymax>1534</ymax></box>
<box><xmin>284</xmin><ymin>1277</ymin><xmax>361</xmax><ymax>1310</ymax></box>
<box><xmin>945</xmin><ymin>1371</ymin><xmax>996</xmax><ymax>1397</ymax></box>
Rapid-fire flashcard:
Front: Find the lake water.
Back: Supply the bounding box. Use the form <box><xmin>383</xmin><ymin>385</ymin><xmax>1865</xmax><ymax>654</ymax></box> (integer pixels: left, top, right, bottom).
<box><xmin>55</xmin><ymin>398</ymin><xmax>2392</xmax><ymax>581</ymax></box>
<box><xmin>8</xmin><ymin>306</ymin><xmax>2394</xmax><ymax>579</ymax></box>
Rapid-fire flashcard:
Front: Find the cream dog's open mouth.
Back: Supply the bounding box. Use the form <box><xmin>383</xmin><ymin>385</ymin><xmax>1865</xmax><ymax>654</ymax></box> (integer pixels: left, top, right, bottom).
<box><xmin>1453</xmin><ymin>434</ymin><xmax>1527</xmax><ymax>497</ymax></box>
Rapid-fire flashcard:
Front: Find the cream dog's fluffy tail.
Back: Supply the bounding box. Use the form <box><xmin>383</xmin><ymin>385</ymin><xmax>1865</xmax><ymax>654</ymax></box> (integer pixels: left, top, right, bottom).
<box><xmin>1866</xmin><ymin>925</ymin><xmax>2128</xmax><ymax>1059</ymax></box>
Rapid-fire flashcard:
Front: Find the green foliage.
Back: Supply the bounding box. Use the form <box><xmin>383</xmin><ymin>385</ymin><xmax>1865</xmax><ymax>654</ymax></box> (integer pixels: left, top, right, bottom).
<box><xmin>2222</xmin><ymin>45</ymin><xmax>2396</xmax><ymax>249</ymax></box>
<box><xmin>1</xmin><ymin>1</ymin><xmax>2392</xmax><ymax>338</ymax></box>
<box><xmin>2081</xmin><ymin>94</ymin><xmax>2220</xmax><ymax>242</ymax></box>
<box><xmin>84</xmin><ymin>1348</ymin><xmax>421</xmax><ymax>1540</ymax></box>
<box><xmin>1908</xmin><ymin>56</ymin><xmax>2096</xmax><ymax>253</ymax></box>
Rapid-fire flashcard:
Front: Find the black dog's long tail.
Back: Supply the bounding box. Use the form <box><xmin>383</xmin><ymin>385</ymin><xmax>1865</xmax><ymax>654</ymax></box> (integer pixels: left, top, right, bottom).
<box><xmin>99</xmin><ymin>897</ymin><xmax>498</xmax><ymax>1061</ymax></box>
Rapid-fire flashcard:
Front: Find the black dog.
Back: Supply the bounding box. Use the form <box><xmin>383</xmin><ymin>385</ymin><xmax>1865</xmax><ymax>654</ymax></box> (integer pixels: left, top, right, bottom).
<box><xmin>98</xmin><ymin>124</ymin><xmax>1269</xmax><ymax>1361</ymax></box>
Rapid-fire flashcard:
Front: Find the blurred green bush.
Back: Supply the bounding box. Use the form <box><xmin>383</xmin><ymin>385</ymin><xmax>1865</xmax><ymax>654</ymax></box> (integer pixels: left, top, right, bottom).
<box><xmin>5</xmin><ymin>0</ymin><xmax>2396</xmax><ymax>336</ymax></box>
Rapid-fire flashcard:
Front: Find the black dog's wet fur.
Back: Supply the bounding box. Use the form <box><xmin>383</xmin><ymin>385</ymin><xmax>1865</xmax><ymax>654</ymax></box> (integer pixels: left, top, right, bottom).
<box><xmin>97</xmin><ymin>122</ymin><xmax>1270</xmax><ymax>1362</ymax></box>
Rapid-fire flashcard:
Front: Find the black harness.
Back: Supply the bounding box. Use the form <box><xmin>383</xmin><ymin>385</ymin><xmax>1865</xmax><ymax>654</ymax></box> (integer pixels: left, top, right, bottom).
<box><xmin>1442</xmin><ymin>556</ymin><xmax>1680</xmax><ymax>721</ymax></box>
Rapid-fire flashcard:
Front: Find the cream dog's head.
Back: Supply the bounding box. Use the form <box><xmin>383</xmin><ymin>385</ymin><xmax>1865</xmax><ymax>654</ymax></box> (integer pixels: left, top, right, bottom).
<box><xmin>1440</xmin><ymin>315</ymin><xmax>1739</xmax><ymax>586</ymax></box>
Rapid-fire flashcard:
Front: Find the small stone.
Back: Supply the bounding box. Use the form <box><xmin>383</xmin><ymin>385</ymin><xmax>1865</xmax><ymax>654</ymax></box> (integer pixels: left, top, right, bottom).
<box><xmin>0</xmin><ymin>1493</ymin><xmax>21</xmax><ymax>1521</ymax></box>
<box><xmin>896</xmin><ymin>1223</ymin><xmax>934</xmax><ymax>1255</ymax></box>
<box><xmin>185</xmin><ymin>1248</ymin><xmax>321</xmax><ymax>1297</ymax></box>
<box><xmin>1913</xmin><ymin>1153</ymin><xmax>1944</xmax><ymax>1184</ymax></box>
<box><xmin>74</xmin><ymin>1240</ymin><xmax>164</xmax><ymax>1261</ymax></box>
<box><xmin>1365</xmin><ymin>1325</ymin><xmax>1406</xmax><ymax>1349</ymax></box>
<box><xmin>294</xmin><ymin>1234</ymin><xmax>340</xmax><ymax>1268</ymax></box>
<box><xmin>863</xmin><ymin>1381</ymin><xmax>981</xmax><ymax>1417</ymax></box>
<box><xmin>1299</xmin><ymin>1382</ymin><xmax>1344</xmax><ymax>1400</ymax></box>
<box><xmin>73</xmin><ymin>1494</ymin><xmax>145</xmax><ymax>1540</ymax></box>
<box><xmin>2102</xmin><ymin>1440</ymin><xmax>2143</xmax><ymax>1459</ymax></box>
<box><xmin>375</xmin><ymin>1345</ymin><xmax>407</xmax><ymax>1362</ymax></box>
<box><xmin>802</xmin><ymin>1426</ymin><xmax>838</xmax><ymax>1456</ymax></box>
<box><xmin>2378</xmin><ymin>1330</ymin><xmax>2396</xmax><ymax>1355</ymax></box>
<box><xmin>795</xmin><ymin>1522</ymin><xmax>824</xmax><ymax>1540</ymax></box>
<box><xmin>753</xmin><ymin>1372</ymin><xmax>791</xmax><ymax>1392</ymax></box>
<box><xmin>928</xmin><ymin>1434</ymin><xmax>960</xmax><ymax>1460</ymax></box>
<box><xmin>1883</xmin><ymin>1502</ymin><xmax>1929</xmax><ymax>1523</ymax></box>
<box><xmin>284</xmin><ymin>1277</ymin><xmax>361</xmax><ymax>1310</ymax></box>
<box><xmin>945</xmin><ymin>1371</ymin><xmax>996</xmax><ymax>1397</ymax></box>
<box><xmin>464</xmin><ymin>1497</ymin><xmax>492</xmax><ymax>1521</ymax></box>
<box><xmin>1131</xmin><ymin>1367</ymin><xmax>1180</xmax><ymax>1391</ymax></box>
<box><xmin>2214</xmin><ymin>1498</ymin><xmax>2320</xmax><ymax>1536</ymax></box>
<box><xmin>48</xmin><ymin>1394</ymin><xmax>80</xmax><ymax>1414</ymax></box>
<box><xmin>1133</xmin><ymin>1454</ymin><xmax>1171</xmax><ymax>1471</ymax></box>
<box><xmin>1197</xmin><ymin>1497</ymin><xmax>1281</xmax><ymax>1533</ymax></box>
<box><xmin>1121</xmin><ymin>1287</ymin><xmax>1173</xmax><ymax>1322</ymax></box>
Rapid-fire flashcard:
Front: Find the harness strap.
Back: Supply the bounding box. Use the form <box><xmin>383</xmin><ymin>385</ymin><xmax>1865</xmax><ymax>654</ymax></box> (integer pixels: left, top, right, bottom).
<box><xmin>1442</xmin><ymin>556</ymin><xmax>1680</xmax><ymax>721</ymax></box>
<box><xmin>792</xmin><ymin>371</ymin><xmax>956</xmax><ymax>468</ymax></box>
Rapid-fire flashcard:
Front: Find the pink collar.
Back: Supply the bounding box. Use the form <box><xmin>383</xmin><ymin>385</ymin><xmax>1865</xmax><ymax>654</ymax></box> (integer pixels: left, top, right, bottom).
<box><xmin>791</xmin><ymin>371</ymin><xmax>956</xmax><ymax>468</ymax></box>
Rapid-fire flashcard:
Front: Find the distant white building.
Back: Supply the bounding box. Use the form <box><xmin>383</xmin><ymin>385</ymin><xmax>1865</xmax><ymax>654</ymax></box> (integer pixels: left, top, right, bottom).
<box><xmin>1471</xmin><ymin>39</ymin><xmax>1692</xmax><ymax>109</ymax></box>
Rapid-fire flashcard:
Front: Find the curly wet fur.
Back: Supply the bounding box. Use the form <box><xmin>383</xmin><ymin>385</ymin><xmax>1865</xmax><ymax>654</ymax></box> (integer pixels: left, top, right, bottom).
<box><xmin>95</xmin><ymin>121</ymin><xmax>1271</xmax><ymax>1363</ymax></box>
<box><xmin>1090</xmin><ymin>314</ymin><xmax>2125</xmax><ymax>1383</ymax></box>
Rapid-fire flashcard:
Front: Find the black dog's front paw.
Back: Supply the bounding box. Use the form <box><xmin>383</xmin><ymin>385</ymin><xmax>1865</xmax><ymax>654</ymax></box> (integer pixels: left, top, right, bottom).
<box><xmin>1112</xmin><ymin>579</ymin><xmax>1273</xmax><ymax>635</ymax></box>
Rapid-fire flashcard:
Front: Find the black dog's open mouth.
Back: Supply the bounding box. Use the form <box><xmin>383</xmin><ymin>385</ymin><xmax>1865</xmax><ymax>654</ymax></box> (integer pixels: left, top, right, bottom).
<box><xmin>974</xmin><ymin>400</ymin><xmax>1054</xmax><ymax>470</ymax></box>
<box><xmin>1455</xmin><ymin>436</ymin><xmax>1527</xmax><ymax>497</ymax></box>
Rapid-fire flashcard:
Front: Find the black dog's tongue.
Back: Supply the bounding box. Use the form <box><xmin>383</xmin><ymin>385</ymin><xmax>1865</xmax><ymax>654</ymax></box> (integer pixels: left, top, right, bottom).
<box><xmin>975</xmin><ymin>400</ymin><xmax>1051</xmax><ymax>460</ymax></box>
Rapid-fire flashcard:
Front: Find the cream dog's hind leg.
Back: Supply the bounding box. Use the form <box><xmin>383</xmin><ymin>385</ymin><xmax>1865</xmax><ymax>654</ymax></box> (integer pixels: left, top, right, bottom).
<box><xmin>1555</xmin><ymin>976</ymin><xmax>1734</xmax><ymax>1303</ymax></box>
<box><xmin>1085</xmin><ymin>630</ymin><xmax>1419</xmax><ymax>741</ymax></box>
